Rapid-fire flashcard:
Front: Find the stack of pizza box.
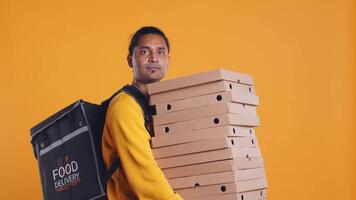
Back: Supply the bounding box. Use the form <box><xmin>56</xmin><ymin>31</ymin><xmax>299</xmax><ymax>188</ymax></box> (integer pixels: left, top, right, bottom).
<box><xmin>147</xmin><ymin>69</ymin><xmax>267</xmax><ymax>200</ymax></box>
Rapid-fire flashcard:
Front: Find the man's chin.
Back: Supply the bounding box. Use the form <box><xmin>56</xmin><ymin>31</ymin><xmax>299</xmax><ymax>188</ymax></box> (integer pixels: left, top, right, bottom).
<box><xmin>145</xmin><ymin>76</ymin><xmax>163</xmax><ymax>84</ymax></box>
<box><xmin>147</xmin><ymin>78</ymin><xmax>162</xmax><ymax>84</ymax></box>
<box><xmin>149</xmin><ymin>72</ymin><xmax>165</xmax><ymax>82</ymax></box>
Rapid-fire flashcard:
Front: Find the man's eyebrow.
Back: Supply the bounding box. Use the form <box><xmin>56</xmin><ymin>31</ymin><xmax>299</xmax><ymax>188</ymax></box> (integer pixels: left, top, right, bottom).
<box><xmin>137</xmin><ymin>46</ymin><xmax>150</xmax><ymax>49</ymax></box>
<box><xmin>157</xmin><ymin>47</ymin><xmax>168</xmax><ymax>51</ymax></box>
<box><xmin>138</xmin><ymin>46</ymin><xmax>167</xmax><ymax>50</ymax></box>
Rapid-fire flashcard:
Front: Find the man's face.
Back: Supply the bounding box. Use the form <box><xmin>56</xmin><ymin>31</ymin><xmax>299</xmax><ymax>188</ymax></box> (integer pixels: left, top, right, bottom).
<box><xmin>128</xmin><ymin>34</ymin><xmax>169</xmax><ymax>84</ymax></box>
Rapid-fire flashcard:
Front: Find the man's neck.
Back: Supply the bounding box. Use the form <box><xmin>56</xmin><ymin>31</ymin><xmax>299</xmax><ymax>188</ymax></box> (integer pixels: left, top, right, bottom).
<box><xmin>132</xmin><ymin>80</ymin><xmax>149</xmax><ymax>97</ymax></box>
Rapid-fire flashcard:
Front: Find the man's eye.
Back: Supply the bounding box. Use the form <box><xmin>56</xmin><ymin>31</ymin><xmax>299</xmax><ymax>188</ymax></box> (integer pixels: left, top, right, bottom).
<box><xmin>141</xmin><ymin>50</ymin><xmax>148</xmax><ymax>54</ymax></box>
<box><xmin>158</xmin><ymin>51</ymin><xmax>166</xmax><ymax>55</ymax></box>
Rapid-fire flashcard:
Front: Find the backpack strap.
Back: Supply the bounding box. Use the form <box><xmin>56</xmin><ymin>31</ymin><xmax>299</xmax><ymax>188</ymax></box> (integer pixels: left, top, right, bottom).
<box><xmin>102</xmin><ymin>155</ymin><xmax>121</xmax><ymax>185</ymax></box>
<box><xmin>121</xmin><ymin>84</ymin><xmax>153</xmax><ymax>135</ymax></box>
<box><xmin>102</xmin><ymin>84</ymin><xmax>153</xmax><ymax>185</ymax></box>
<box><xmin>101</xmin><ymin>84</ymin><xmax>152</xmax><ymax>132</ymax></box>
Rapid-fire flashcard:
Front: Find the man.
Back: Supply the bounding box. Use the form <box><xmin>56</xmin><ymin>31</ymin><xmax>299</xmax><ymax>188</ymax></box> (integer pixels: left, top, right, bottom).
<box><xmin>102</xmin><ymin>26</ymin><xmax>183</xmax><ymax>200</ymax></box>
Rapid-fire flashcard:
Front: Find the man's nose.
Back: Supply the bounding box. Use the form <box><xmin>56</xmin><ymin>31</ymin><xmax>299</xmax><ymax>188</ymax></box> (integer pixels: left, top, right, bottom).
<box><xmin>148</xmin><ymin>52</ymin><xmax>158</xmax><ymax>62</ymax></box>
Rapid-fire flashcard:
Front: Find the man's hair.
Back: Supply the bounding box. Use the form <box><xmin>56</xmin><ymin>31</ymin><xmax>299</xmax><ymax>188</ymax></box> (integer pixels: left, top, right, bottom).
<box><xmin>128</xmin><ymin>26</ymin><xmax>170</xmax><ymax>57</ymax></box>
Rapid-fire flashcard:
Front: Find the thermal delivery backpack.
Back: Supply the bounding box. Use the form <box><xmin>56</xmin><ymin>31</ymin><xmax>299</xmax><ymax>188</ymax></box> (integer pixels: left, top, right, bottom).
<box><xmin>30</xmin><ymin>85</ymin><xmax>152</xmax><ymax>200</ymax></box>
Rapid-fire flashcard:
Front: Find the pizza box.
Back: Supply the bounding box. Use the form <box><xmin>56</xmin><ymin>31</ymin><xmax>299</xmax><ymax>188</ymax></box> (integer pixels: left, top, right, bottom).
<box><xmin>153</xmin><ymin>137</ymin><xmax>258</xmax><ymax>159</ymax></box>
<box><xmin>151</xmin><ymin>126</ymin><xmax>256</xmax><ymax>148</ymax></box>
<box><xmin>150</xmin><ymin>80</ymin><xmax>255</xmax><ymax>105</ymax></box>
<box><xmin>162</xmin><ymin>158</ymin><xmax>264</xmax><ymax>179</ymax></box>
<box><xmin>176</xmin><ymin>179</ymin><xmax>267</xmax><ymax>198</ymax></box>
<box><xmin>154</xmin><ymin>90</ymin><xmax>259</xmax><ymax>114</ymax></box>
<box><xmin>147</xmin><ymin>69</ymin><xmax>254</xmax><ymax>95</ymax></box>
<box><xmin>169</xmin><ymin>168</ymin><xmax>266</xmax><ymax>190</ymax></box>
<box><xmin>154</xmin><ymin>114</ymin><xmax>260</xmax><ymax>136</ymax></box>
<box><xmin>156</xmin><ymin>147</ymin><xmax>261</xmax><ymax>169</ymax></box>
<box><xmin>186</xmin><ymin>189</ymin><xmax>267</xmax><ymax>200</ymax></box>
<box><xmin>153</xmin><ymin>102</ymin><xmax>257</xmax><ymax>125</ymax></box>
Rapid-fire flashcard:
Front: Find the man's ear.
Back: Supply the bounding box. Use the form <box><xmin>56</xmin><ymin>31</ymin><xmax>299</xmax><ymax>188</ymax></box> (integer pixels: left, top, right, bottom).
<box><xmin>127</xmin><ymin>54</ymin><xmax>133</xmax><ymax>68</ymax></box>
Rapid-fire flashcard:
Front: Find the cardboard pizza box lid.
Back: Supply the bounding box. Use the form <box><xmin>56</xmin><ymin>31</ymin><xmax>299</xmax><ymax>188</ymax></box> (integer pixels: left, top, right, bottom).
<box><xmin>154</xmin><ymin>113</ymin><xmax>260</xmax><ymax>136</ymax></box>
<box><xmin>169</xmin><ymin>168</ymin><xmax>266</xmax><ymax>190</ymax></box>
<box><xmin>162</xmin><ymin>158</ymin><xmax>264</xmax><ymax>179</ymax></box>
<box><xmin>154</xmin><ymin>90</ymin><xmax>259</xmax><ymax>114</ymax></box>
<box><xmin>153</xmin><ymin>137</ymin><xmax>258</xmax><ymax>159</ymax></box>
<box><xmin>147</xmin><ymin>69</ymin><xmax>254</xmax><ymax>95</ymax></box>
<box><xmin>153</xmin><ymin>102</ymin><xmax>257</xmax><ymax>126</ymax></box>
<box><xmin>150</xmin><ymin>80</ymin><xmax>255</xmax><ymax>105</ymax></box>
<box><xmin>151</xmin><ymin>126</ymin><xmax>256</xmax><ymax>148</ymax></box>
<box><xmin>187</xmin><ymin>189</ymin><xmax>267</xmax><ymax>200</ymax></box>
<box><xmin>156</xmin><ymin>147</ymin><xmax>261</xmax><ymax>169</ymax></box>
<box><xmin>175</xmin><ymin>179</ymin><xmax>267</xmax><ymax>198</ymax></box>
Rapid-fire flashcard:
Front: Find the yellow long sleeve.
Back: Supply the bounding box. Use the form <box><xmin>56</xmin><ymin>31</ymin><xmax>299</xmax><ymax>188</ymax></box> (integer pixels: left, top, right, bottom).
<box><xmin>102</xmin><ymin>91</ymin><xmax>183</xmax><ymax>200</ymax></box>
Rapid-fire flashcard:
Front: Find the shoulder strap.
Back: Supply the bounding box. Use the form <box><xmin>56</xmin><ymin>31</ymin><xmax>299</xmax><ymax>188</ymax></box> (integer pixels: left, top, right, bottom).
<box><xmin>120</xmin><ymin>84</ymin><xmax>152</xmax><ymax>132</ymax></box>
<box><xmin>102</xmin><ymin>84</ymin><xmax>153</xmax><ymax>185</ymax></box>
<box><xmin>102</xmin><ymin>84</ymin><xmax>152</xmax><ymax>129</ymax></box>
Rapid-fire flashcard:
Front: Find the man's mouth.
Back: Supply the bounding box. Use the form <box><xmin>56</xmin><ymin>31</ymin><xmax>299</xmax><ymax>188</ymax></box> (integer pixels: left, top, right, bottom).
<box><xmin>146</xmin><ymin>66</ymin><xmax>160</xmax><ymax>71</ymax></box>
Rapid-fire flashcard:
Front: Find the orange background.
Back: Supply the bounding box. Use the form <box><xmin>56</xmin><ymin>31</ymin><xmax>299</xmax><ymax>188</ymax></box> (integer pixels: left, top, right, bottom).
<box><xmin>0</xmin><ymin>0</ymin><xmax>355</xmax><ymax>199</ymax></box>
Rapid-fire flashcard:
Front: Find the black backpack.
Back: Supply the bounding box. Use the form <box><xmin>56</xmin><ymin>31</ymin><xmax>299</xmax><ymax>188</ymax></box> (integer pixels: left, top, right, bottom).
<box><xmin>30</xmin><ymin>84</ymin><xmax>153</xmax><ymax>200</ymax></box>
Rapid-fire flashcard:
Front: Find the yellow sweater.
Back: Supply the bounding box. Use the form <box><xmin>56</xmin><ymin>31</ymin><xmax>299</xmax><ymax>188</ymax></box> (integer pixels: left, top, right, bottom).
<box><xmin>102</xmin><ymin>91</ymin><xmax>183</xmax><ymax>200</ymax></box>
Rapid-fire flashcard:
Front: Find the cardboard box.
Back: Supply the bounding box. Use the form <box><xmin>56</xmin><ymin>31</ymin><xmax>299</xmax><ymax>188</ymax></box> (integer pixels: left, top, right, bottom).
<box><xmin>163</xmin><ymin>158</ymin><xmax>264</xmax><ymax>179</ymax></box>
<box><xmin>156</xmin><ymin>147</ymin><xmax>261</xmax><ymax>169</ymax></box>
<box><xmin>187</xmin><ymin>189</ymin><xmax>267</xmax><ymax>200</ymax></box>
<box><xmin>154</xmin><ymin>90</ymin><xmax>259</xmax><ymax>114</ymax></box>
<box><xmin>153</xmin><ymin>102</ymin><xmax>257</xmax><ymax>125</ymax></box>
<box><xmin>150</xmin><ymin>80</ymin><xmax>255</xmax><ymax>105</ymax></box>
<box><xmin>151</xmin><ymin>126</ymin><xmax>256</xmax><ymax>148</ymax></box>
<box><xmin>153</xmin><ymin>137</ymin><xmax>258</xmax><ymax>159</ymax></box>
<box><xmin>169</xmin><ymin>168</ymin><xmax>266</xmax><ymax>189</ymax></box>
<box><xmin>154</xmin><ymin>113</ymin><xmax>260</xmax><ymax>136</ymax></box>
<box><xmin>175</xmin><ymin>179</ymin><xmax>267</xmax><ymax>198</ymax></box>
<box><xmin>147</xmin><ymin>69</ymin><xmax>254</xmax><ymax>95</ymax></box>
<box><xmin>147</xmin><ymin>69</ymin><xmax>268</xmax><ymax>198</ymax></box>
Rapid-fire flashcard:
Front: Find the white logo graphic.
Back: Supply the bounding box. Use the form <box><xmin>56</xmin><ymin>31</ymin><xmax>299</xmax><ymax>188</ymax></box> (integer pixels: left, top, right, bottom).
<box><xmin>52</xmin><ymin>156</ymin><xmax>81</xmax><ymax>192</ymax></box>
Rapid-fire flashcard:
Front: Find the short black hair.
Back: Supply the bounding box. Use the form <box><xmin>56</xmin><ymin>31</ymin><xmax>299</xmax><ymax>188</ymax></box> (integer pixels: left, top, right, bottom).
<box><xmin>128</xmin><ymin>26</ymin><xmax>170</xmax><ymax>56</ymax></box>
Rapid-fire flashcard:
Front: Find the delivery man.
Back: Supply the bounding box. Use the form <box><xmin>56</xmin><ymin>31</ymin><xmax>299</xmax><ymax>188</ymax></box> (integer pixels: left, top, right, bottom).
<box><xmin>101</xmin><ymin>26</ymin><xmax>183</xmax><ymax>200</ymax></box>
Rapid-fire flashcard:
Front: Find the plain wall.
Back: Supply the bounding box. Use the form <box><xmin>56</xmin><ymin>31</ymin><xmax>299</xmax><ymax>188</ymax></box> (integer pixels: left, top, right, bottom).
<box><xmin>0</xmin><ymin>0</ymin><xmax>355</xmax><ymax>199</ymax></box>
